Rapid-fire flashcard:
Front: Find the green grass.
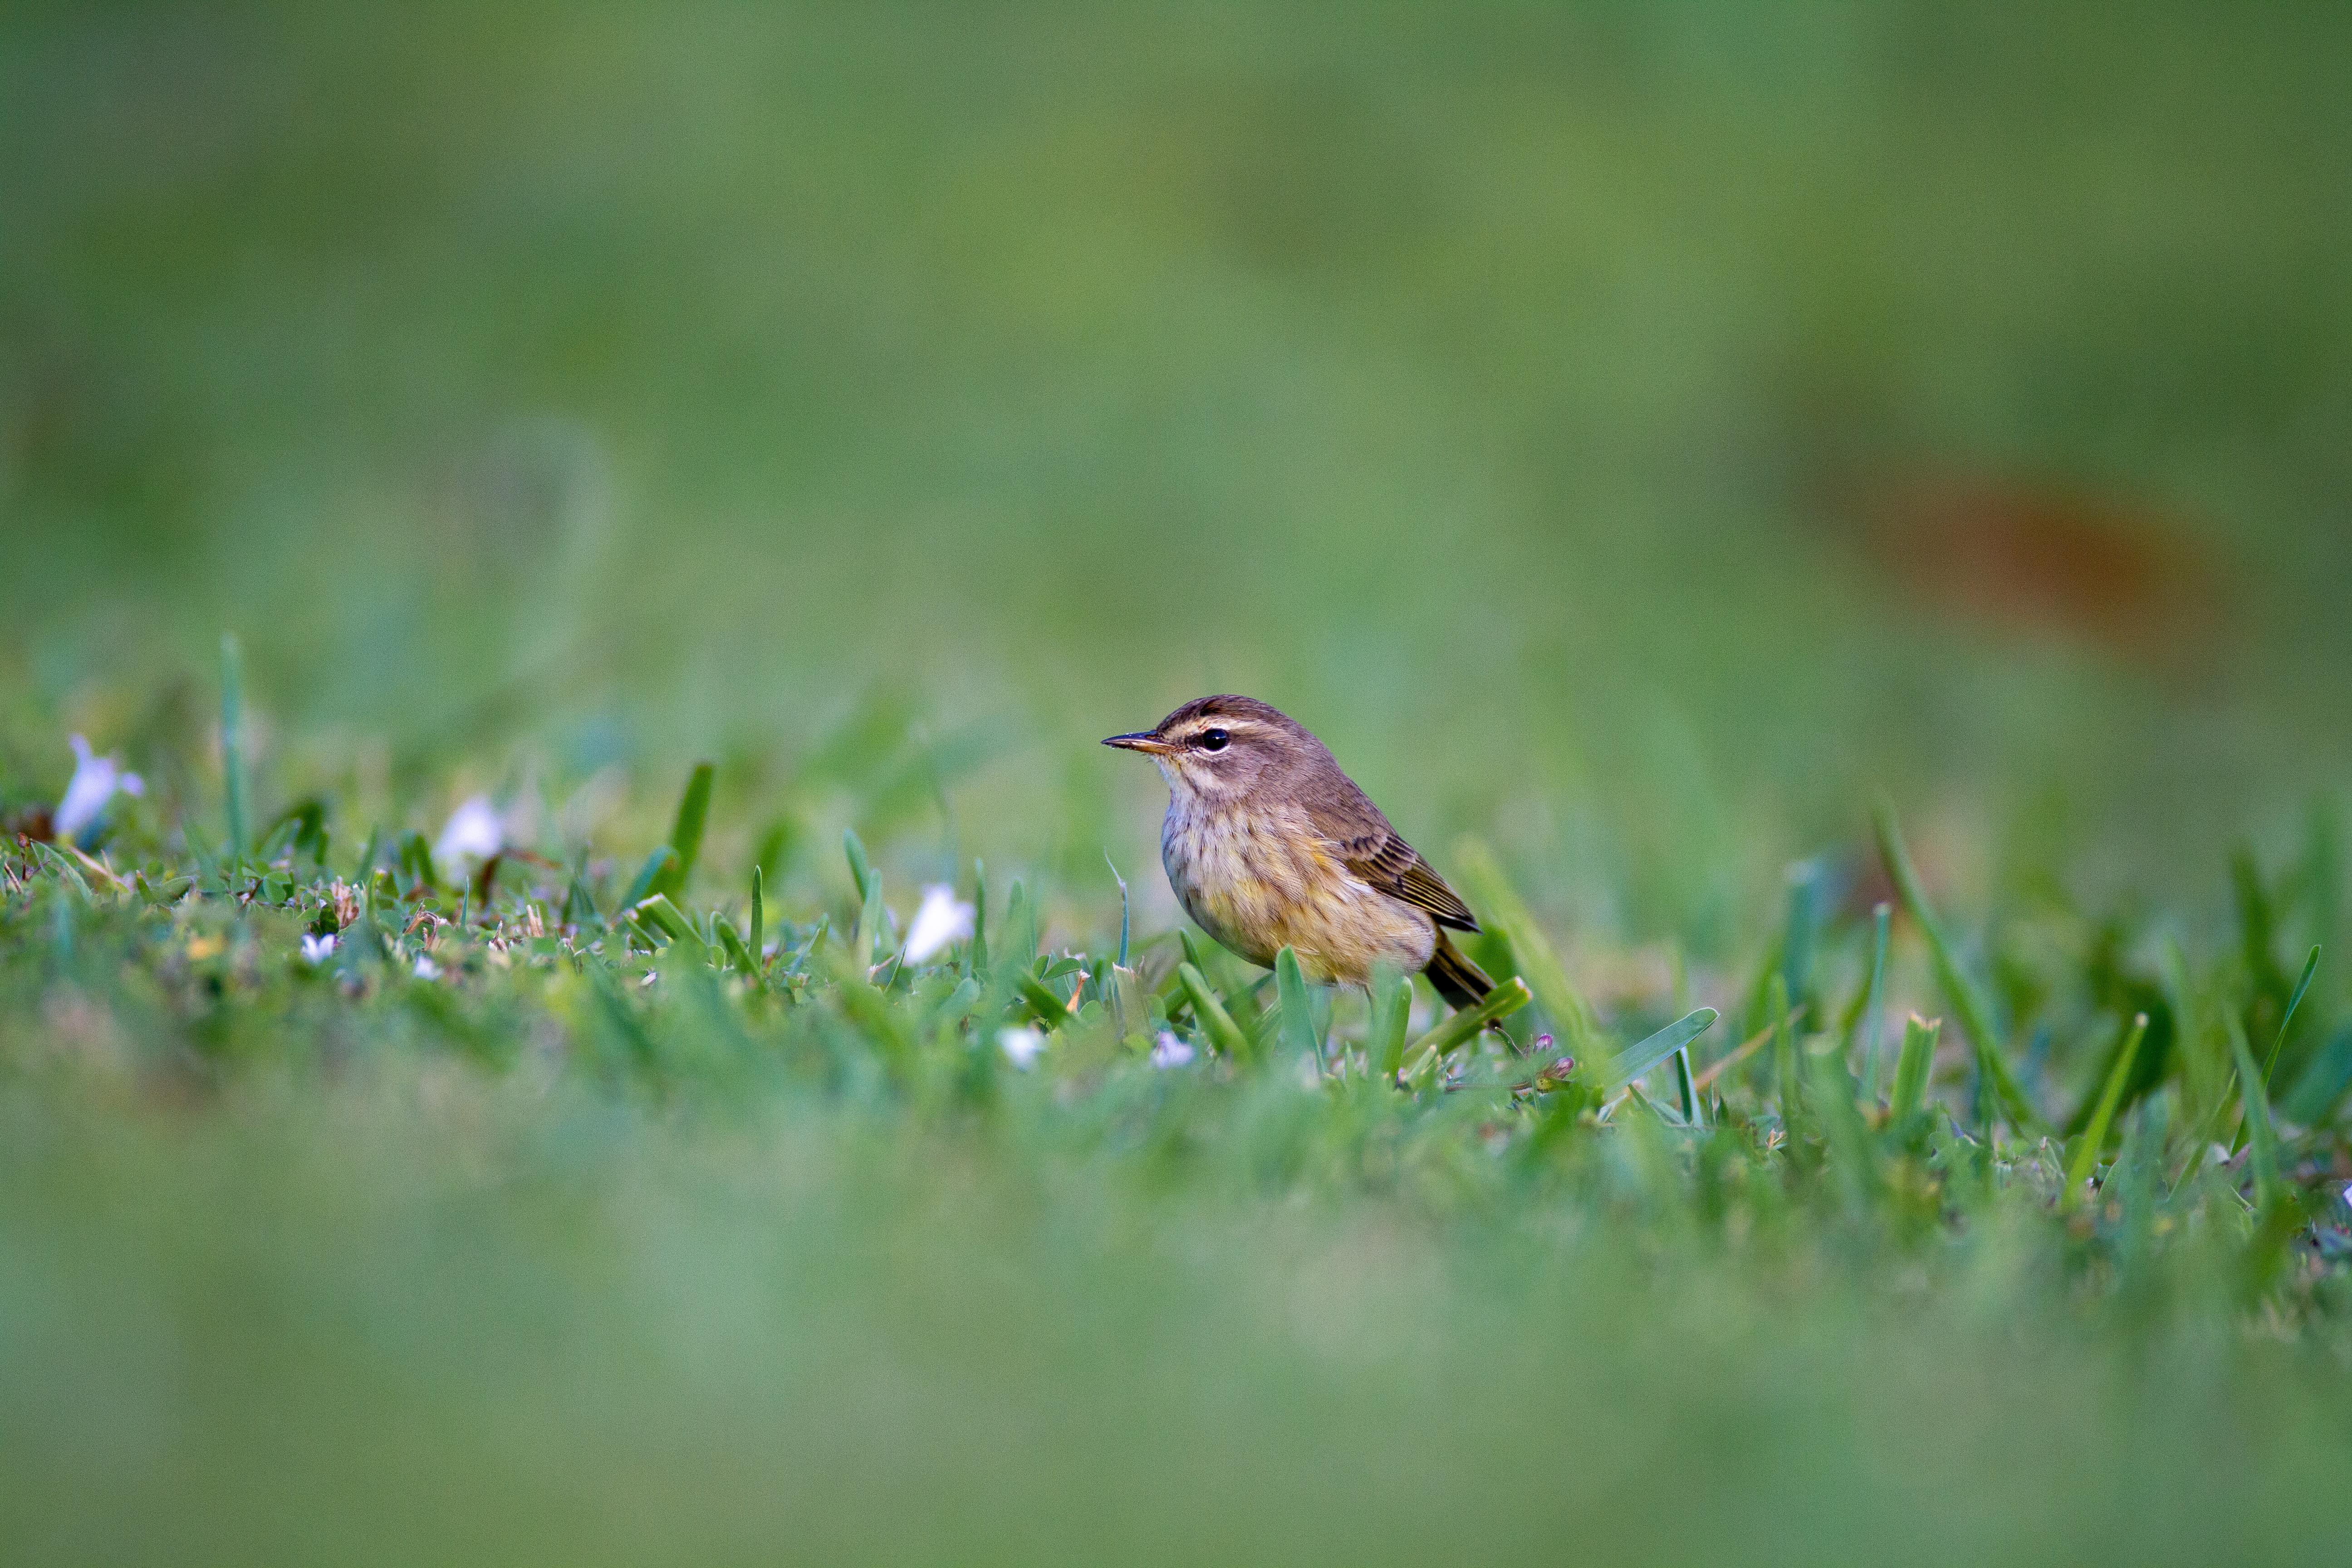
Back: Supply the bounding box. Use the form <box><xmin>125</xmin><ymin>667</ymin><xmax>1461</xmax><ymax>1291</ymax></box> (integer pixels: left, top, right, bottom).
<box><xmin>7</xmin><ymin>3</ymin><xmax>2352</xmax><ymax>1561</ymax></box>
<box><xmin>5</xmin><ymin>746</ymin><xmax>2352</xmax><ymax>1563</ymax></box>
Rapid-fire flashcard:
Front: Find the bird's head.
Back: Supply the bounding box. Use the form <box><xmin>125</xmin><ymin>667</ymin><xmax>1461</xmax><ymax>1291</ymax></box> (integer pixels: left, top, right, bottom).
<box><xmin>1102</xmin><ymin>695</ymin><xmax>1328</xmax><ymax>808</ymax></box>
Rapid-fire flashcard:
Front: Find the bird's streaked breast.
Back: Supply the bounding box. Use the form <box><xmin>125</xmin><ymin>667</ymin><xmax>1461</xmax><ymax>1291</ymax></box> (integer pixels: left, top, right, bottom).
<box><xmin>1161</xmin><ymin>799</ymin><xmax>1436</xmax><ymax>985</ymax></box>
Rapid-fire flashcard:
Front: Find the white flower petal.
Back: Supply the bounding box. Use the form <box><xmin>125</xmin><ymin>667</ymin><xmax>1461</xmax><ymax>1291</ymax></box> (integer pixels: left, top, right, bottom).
<box><xmin>998</xmin><ymin>1026</ymin><xmax>1047</xmax><ymax>1069</ymax></box>
<box><xmin>54</xmin><ymin>734</ymin><xmax>129</xmax><ymax>840</ymax></box>
<box><xmin>1150</xmin><ymin>1032</ymin><xmax>1195</xmax><ymax>1069</ymax></box>
<box><xmin>434</xmin><ymin>794</ymin><xmax>503</xmax><ymax>865</ymax></box>
<box><xmin>903</xmin><ymin>883</ymin><xmax>975</xmax><ymax>963</ymax></box>
<box><xmin>299</xmin><ymin>933</ymin><xmax>338</xmax><ymax>964</ymax></box>
<box><xmin>412</xmin><ymin>955</ymin><xmax>442</xmax><ymax>980</ymax></box>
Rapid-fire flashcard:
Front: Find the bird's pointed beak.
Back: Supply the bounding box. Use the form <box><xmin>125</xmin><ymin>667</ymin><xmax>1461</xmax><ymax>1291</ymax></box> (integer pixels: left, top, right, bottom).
<box><xmin>1102</xmin><ymin>731</ymin><xmax>1175</xmax><ymax>756</ymax></box>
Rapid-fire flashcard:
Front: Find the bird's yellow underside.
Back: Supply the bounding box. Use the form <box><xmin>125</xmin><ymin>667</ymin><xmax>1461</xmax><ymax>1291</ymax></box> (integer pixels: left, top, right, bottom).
<box><xmin>1163</xmin><ymin>801</ymin><xmax>1437</xmax><ymax>987</ymax></box>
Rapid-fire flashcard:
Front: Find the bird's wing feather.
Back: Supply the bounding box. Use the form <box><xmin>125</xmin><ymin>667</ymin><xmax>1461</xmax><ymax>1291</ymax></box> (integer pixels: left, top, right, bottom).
<box><xmin>1307</xmin><ymin>800</ymin><xmax>1481</xmax><ymax>933</ymax></box>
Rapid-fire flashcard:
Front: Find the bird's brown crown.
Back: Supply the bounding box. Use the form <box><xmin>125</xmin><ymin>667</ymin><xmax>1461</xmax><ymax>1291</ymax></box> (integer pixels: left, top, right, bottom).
<box><xmin>1151</xmin><ymin>694</ymin><xmax>1309</xmax><ymax>750</ymax></box>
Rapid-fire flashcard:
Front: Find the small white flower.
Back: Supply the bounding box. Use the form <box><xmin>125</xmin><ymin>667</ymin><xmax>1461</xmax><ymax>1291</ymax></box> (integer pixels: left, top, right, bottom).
<box><xmin>998</xmin><ymin>1025</ymin><xmax>1047</xmax><ymax>1069</ymax></box>
<box><xmin>299</xmin><ymin>933</ymin><xmax>338</xmax><ymax>964</ymax></box>
<box><xmin>1150</xmin><ymin>1031</ymin><xmax>1195</xmax><ymax>1069</ymax></box>
<box><xmin>412</xmin><ymin>955</ymin><xmax>441</xmax><ymax>980</ymax></box>
<box><xmin>54</xmin><ymin>735</ymin><xmax>143</xmax><ymax>841</ymax></box>
<box><xmin>433</xmin><ymin>794</ymin><xmax>503</xmax><ymax>867</ymax></box>
<box><xmin>902</xmin><ymin>883</ymin><xmax>975</xmax><ymax>963</ymax></box>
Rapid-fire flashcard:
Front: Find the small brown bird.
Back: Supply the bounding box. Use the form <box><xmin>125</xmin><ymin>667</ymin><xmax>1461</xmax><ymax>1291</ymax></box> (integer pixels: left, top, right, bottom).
<box><xmin>1104</xmin><ymin>695</ymin><xmax>1493</xmax><ymax>1010</ymax></box>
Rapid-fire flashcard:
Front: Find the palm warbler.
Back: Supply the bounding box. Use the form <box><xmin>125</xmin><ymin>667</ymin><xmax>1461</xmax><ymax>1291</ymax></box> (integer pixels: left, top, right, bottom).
<box><xmin>1104</xmin><ymin>695</ymin><xmax>1493</xmax><ymax>1009</ymax></box>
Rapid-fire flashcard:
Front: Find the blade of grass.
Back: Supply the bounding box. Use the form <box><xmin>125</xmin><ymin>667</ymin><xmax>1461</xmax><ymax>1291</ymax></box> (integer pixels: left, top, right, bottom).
<box><xmin>1104</xmin><ymin>963</ymin><xmax>1148</xmax><ymax>1042</ymax></box>
<box><xmin>1006</xmin><ymin>878</ymin><xmax>1037</xmax><ymax>966</ymax></box>
<box><xmin>1105</xmin><ymin>851</ymin><xmax>1130</xmax><ymax>970</ymax></box>
<box><xmin>1398</xmin><ymin>977</ymin><xmax>1534</xmax><ymax>1081</ymax></box>
<box><xmin>1014</xmin><ymin>968</ymin><xmax>1076</xmax><ymax>1029</ymax></box>
<box><xmin>1890</xmin><ymin>1014</ymin><xmax>1941</xmax><ymax>1123</ymax></box>
<box><xmin>969</xmin><ymin>860</ymin><xmax>989</xmax><ymax>974</ymax></box>
<box><xmin>563</xmin><ymin>849</ymin><xmax>603</xmax><ymax>931</ymax></box>
<box><xmin>1617</xmin><ymin>1081</ymin><xmax>1674</xmax><ymax>1127</ymax></box>
<box><xmin>2260</xmin><ymin>945</ymin><xmax>2320</xmax><ymax>1085</ymax></box>
<box><xmin>1770</xmin><ymin>972</ymin><xmax>1801</xmax><ymax>1128</ymax></box>
<box><xmin>1674</xmin><ymin>1046</ymin><xmax>1700</xmax><ymax>1124</ymax></box>
<box><xmin>1597</xmin><ymin>1008</ymin><xmax>1720</xmax><ymax>1094</ymax></box>
<box><xmin>2225</xmin><ymin>1009</ymin><xmax>2283</xmax><ymax>1210</ymax></box>
<box><xmin>1243</xmin><ymin>985</ymin><xmax>1287</xmax><ymax>1060</ymax></box>
<box><xmin>843</xmin><ymin>829</ymin><xmax>876</xmax><ymax>904</ymax></box>
<box><xmin>1782</xmin><ymin>858</ymin><xmax>1823</xmax><ymax>1011</ymax></box>
<box><xmin>2172</xmin><ymin>1073</ymin><xmax>2237</xmax><ymax>1196</ymax></box>
<box><xmin>1176</xmin><ymin>962</ymin><xmax>1251</xmax><ymax>1064</ymax></box>
<box><xmin>1666</xmin><ymin>943</ymin><xmax>1701</xmax><ymax>1122</ymax></box>
<box><xmin>1274</xmin><ymin>947</ymin><xmax>1324</xmax><ymax>1075</ymax></box>
<box><xmin>622</xmin><ymin>846</ymin><xmax>678</xmax><ymax>910</ymax></box>
<box><xmin>857</xmin><ymin>877</ymin><xmax>887</xmax><ymax>973</ymax></box>
<box><xmin>1873</xmin><ymin>801</ymin><xmax>2038</xmax><ymax>1131</ymax></box>
<box><xmin>49</xmin><ymin>893</ymin><xmax>74</xmax><ymax>963</ymax></box>
<box><xmin>2224</xmin><ymin>949</ymin><xmax>2321</xmax><ymax>1156</ymax></box>
<box><xmin>748</xmin><ymin>865</ymin><xmax>764</xmax><ymax>961</ymax></box>
<box><xmin>1367</xmin><ymin>962</ymin><xmax>1411</xmax><ymax>1080</ymax></box>
<box><xmin>650</xmin><ymin>763</ymin><xmax>714</xmax><ymax>900</ymax></box>
<box><xmin>135</xmin><ymin>872</ymin><xmax>192</xmax><ymax>906</ymax></box>
<box><xmin>631</xmin><ymin>893</ymin><xmax>709</xmax><ymax>960</ymax></box>
<box><xmin>396</xmin><ymin>831</ymin><xmax>438</xmax><ymax>896</ymax></box>
<box><xmin>714</xmin><ymin>917</ymin><xmax>760</xmax><ymax>981</ymax></box>
<box><xmin>29</xmin><ymin>840</ymin><xmax>93</xmax><ymax>900</ymax></box>
<box><xmin>1179</xmin><ymin>929</ymin><xmax>1212</xmax><ymax>980</ymax></box>
<box><xmin>1858</xmin><ymin>902</ymin><xmax>1891</xmax><ymax>1097</ymax></box>
<box><xmin>1807</xmin><ymin>1044</ymin><xmax>1878</xmax><ymax>1206</ymax></box>
<box><xmin>843</xmin><ymin>830</ymin><xmax>887</xmax><ymax>970</ymax></box>
<box><xmin>2063</xmin><ymin>1012</ymin><xmax>2149</xmax><ymax>1210</ymax></box>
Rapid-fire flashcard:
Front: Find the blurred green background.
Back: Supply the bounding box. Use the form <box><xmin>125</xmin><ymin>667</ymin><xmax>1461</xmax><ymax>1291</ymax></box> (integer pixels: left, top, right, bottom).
<box><xmin>5</xmin><ymin>0</ymin><xmax>2350</xmax><ymax>927</ymax></box>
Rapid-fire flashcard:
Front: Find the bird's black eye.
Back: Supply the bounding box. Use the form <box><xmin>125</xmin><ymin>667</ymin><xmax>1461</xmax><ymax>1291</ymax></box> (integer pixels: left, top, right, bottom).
<box><xmin>1198</xmin><ymin>728</ymin><xmax>1230</xmax><ymax>752</ymax></box>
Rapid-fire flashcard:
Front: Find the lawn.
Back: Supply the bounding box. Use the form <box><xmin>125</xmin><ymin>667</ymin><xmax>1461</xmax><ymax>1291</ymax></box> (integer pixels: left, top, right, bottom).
<box><xmin>5</xmin><ymin>4</ymin><xmax>2352</xmax><ymax>1563</ymax></box>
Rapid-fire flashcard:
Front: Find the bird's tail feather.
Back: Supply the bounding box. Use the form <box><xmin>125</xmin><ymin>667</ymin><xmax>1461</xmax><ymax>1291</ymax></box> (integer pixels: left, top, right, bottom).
<box><xmin>1424</xmin><ymin>931</ymin><xmax>1494</xmax><ymax>1012</ymax></box>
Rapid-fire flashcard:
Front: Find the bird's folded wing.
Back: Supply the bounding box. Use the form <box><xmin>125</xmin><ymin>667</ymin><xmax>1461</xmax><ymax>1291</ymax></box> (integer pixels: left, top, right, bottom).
<box><xmin>1315</xmin><ymin>817</ymin><xmax>1481</xmax><ymax>932</ymax></box>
